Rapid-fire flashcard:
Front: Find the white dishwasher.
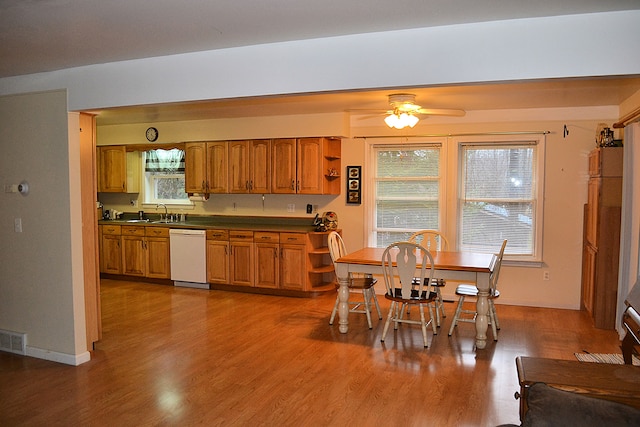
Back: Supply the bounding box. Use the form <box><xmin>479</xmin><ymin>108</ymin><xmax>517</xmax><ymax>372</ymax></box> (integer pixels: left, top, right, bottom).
<box><xmin>169</xmin><ymin>229</ymin><xmax>208</xmax><ymax>289</ymax></box>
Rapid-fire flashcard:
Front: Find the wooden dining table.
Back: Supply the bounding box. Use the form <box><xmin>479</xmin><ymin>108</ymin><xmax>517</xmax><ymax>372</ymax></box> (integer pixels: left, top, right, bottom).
<box><xmin>335</xmin><ymin>247</ymin><xmax>497</xmax><ymax>349</ymax></box>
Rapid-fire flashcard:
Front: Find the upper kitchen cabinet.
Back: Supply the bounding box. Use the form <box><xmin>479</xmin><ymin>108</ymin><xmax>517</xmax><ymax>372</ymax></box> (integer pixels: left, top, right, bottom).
<box><xmin>97</xmin><ymin>146</ymin><xmax>140</xmax><ymax>193</ymax></box>
<box><xmin>229</xmin><ymin>140</ymin><xmax>271</xmax><ymax>193</ymax></box>
<box><xmin>271</xmin><ymin>138</ymin><xmax>297</xmax><ymax>193</ymax></box>
<box><xmin>272</xmin><ymin>137</ymin><xmax>341</xmax><ymax>195</ymax></box>
<box><xmin>184</xmin><ymin>142</ymin><xmax>228</xmax><ymax>194</ymax></box>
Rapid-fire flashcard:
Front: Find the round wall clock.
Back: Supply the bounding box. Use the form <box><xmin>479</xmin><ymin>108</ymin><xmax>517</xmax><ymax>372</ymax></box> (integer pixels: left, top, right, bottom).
<box><xmin>145</xmin><ymin>127</ymin><xmax>159</xmax><ymax>142</ymax></box>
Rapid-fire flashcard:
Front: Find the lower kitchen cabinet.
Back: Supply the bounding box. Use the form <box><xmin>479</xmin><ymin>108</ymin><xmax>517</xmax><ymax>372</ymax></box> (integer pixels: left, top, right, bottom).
<box><xmin>279</xmin><ymin>233</ymin><xmax>308</xmax><ymax>290</ymax></box>
<box><xmin>229</xmin><ymin>231</ymin><xmax>254</xmax><ymax>286</ymax></box>
<box><xmin>146</xmin><ymin>227</ymin><xmax>170</xmax><ymax>279</ymax></box>
<box><xmin>100</xmin><ymin>225</ymin><xmax>170</xmax><ymax>279</ymax></box>
<box><xmin>255</xmin><ymin>232</ymin><xmax>280</xmax><ymax>289</ymax></box>
<box><xmin>122</xmin><ymin>226</ymin><xmax>146</xmax><ymax>276</ymax></box>
<box><xmin>100</xmin><ymin>224</ymin><xmax>122</xmax><ymax>274</ymax></box>
<box><xmin>100</xmin><ymin>224</ymin><xmax>336</xmax><ymax>295</ymax></box>
<box><xmin>206</xmin><ymin>230</ymin><xmax>230</xmax><ymax>284</ymax></box>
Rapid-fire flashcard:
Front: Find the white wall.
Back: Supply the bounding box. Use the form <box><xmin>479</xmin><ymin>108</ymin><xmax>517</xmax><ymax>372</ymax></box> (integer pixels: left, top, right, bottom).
<box><xmin>0</xmin><ymin>91</ymin><xmax>89</xmax><ymax>365</ymax></box>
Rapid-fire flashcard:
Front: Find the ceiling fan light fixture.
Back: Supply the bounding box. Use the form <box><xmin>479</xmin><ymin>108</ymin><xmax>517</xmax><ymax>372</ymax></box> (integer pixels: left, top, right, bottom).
<box><xmin>385</xmin><ymin>111</ymin><xmax>419</xmax><ymax>129</ymax></box>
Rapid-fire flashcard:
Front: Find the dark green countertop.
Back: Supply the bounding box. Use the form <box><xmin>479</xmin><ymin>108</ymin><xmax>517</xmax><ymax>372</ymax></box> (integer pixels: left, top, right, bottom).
<box><xmin>99</xmin><ymin>214</ymin><xmax>318</xmax><ymax>233</ymax></box>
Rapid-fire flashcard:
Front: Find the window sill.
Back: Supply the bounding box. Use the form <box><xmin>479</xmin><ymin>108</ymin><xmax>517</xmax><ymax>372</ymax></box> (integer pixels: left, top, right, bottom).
<box><xmin>502</xmin><ymin>259</ymin><xmax>543</xmax><ymax>268</ymax></box>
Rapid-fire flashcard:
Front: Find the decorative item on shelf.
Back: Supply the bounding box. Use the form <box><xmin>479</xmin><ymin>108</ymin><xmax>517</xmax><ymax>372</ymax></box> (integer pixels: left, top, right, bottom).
<box><xmin>327</xmin><ymin>167</ymin><xmax>339</xmax><ymax>177</ymax></box>
<box><xmin>322</xmin><ymin>212</ymin><xmax>338</xmax><ymax>230</ymax></box>
<box><xmin>346</xmin><ymin>165</ymin><xmax>361</xmax><ymax>204</ymax></box>
<box><xmin>595</xmin><ymin>124</ymin><xmax>618</xmax><ymax>147</ymax></box>
<box><xmin>313</xmin><ymin>212</ymin><xmax>338</xmax><ymax>231</ymax></box>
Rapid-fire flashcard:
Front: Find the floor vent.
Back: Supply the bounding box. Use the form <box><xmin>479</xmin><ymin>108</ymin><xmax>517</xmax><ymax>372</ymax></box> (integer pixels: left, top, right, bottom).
<box><xmin>0</xmin><ymin>329</ymin><xmax>27</xmax><ymax>355</ymax></box>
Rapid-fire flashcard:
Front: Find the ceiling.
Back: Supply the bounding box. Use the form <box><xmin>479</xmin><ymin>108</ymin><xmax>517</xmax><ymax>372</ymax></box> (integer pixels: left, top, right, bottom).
<box><xmin>2</xmin><ymin>0</ymin><xmax>640</xmax><ymax>125</ymax></box>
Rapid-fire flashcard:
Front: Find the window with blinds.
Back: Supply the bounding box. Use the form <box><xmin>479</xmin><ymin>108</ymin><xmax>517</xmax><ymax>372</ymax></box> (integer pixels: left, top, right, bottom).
<box><xmin>372</xmin><ymin>144</ymin><xmax>442</xmax><ymax>247</ymax></box>
<box><xmin>142</xmin><ymin>149</ymin><xmax>190</xmax><ymax>205</ymax></box>
<box><xmin>459</xmin><ymin>142</ymin><xmax>538</xmax><ymax>256</ymax></box>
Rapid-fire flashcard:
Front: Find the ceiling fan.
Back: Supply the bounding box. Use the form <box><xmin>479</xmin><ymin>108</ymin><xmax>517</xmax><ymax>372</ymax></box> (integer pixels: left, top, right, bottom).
<box><xmin>356</xmin><ymin>93</ymin><xmax>465</xmax><ymax>129</ymax></box>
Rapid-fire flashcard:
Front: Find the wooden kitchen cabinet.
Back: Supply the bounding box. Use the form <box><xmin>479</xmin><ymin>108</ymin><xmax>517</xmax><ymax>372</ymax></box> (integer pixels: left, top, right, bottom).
<box><xmin>306</xmin><ymin>231</ymin><xmax>336</xmax><ymax>290</ymax></box>
<box><xmin>254</xmin><ymin>232</ymin><xmax>280</xmax><ymax>289</ymax></box>
<box><xmin>184</xmin><ymin>141</ymin><xmax>228</xmax><ymax>194</ymax></box>
<box><xmin>184</xmin><ymin>142</ymin><xmax>207</xmax><ymax>193</ymax></box>
<box><xmin>145</xmin><ymin>227</ymin><xmax>170</xmax><ymax>279</ymax></box>
<box><xmin>100</xmin><ymin>223</ymin><xmax>336</xmax><ymax>295</ymax></box>
<box><xmin>98</xmin><ymin>145</ymin><xmax>126</xmax><ymax>192</ymax></box>
<box><xmin>229</xmin><ymin>230</ymin><xmax>254</xmax><ymax>286</ymax></box>
<box><xmin>279</xmin><ymin>233</ymin><xmax>307</xmax><ymax>291</ymax></box>
<box><xmin>100</xmin><ymin>224</ymin><xmax>122</xmax><ymax>274</ymax></box>
<box><xmin>206</xmin><ymin>230</ymin><xmax>230</xmax><ymax>284</ymax></box>
<box><xmin>97</xmin><ymin>146</ymin><xmax>140</xmax><ymax>193</ymax></box>
<box><xmin>271</xmin><ymin>138</ymin><xmax>297</xmax><ymax>193</ymax></box>
<box><xmin>271</xmin><ymin>137</ymin><xmax>341</xmax><ymax>194</ymax></box>
<box><xmin>121</xmin><ymin>226</ymin><xmax>146</xmax><ymax>276</ymax></box>
<box><xmin>581</xmin><ymin>147</ymin><xmax>623</xmax><ymax>329</ymax></box>
<box><xmin>229</xmin><ymin>140</ymin><xmax>271</xmax><ymax>193</ymax></box>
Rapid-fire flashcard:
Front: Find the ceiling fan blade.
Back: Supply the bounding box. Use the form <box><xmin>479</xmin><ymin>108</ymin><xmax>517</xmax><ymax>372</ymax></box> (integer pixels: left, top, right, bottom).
<box><xmin>417</xmin><ymin>108</ymin><xmax>466</xmax><ymax>117</ymax></box>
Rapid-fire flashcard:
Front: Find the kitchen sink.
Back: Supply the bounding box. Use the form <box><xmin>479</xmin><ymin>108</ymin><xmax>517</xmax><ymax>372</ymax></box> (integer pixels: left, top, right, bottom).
<box><xmin>126</xmin><ymin>219</ymin><xmax>150</xmax><ymax>223</ymax></box>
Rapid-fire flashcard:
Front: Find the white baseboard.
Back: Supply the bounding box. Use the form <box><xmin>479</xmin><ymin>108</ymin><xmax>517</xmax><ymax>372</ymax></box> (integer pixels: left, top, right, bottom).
<box><xmin>26</xmin><ymin>346</ymin><xmax>91</xmax><ymax>366</ymax></box>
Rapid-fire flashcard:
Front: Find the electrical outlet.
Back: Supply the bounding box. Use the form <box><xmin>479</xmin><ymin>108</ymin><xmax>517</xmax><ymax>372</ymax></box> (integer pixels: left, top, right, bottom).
<box><xmin>130</xmin><ymin>199</ymin><xmax>138</xmax><ymax>207</ymax></box>
<box><xmin>287</xmin><ymin>204</ymin><xmax>295</xmax><ymax>212</ymax></box>
<box><xmin>14</xmin><ymin>218</ymin><xmax>22</xmax><ymax>233</ymax></box>
<box><xmin>543</xmin><ymin>271</ymin><xmax>550</xmax><ymax>281</ymax></box>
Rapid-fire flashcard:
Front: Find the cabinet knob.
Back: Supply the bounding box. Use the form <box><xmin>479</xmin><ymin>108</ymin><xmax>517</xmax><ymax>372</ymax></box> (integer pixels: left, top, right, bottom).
<box><xmin>290</xmin><ymin>180</ymin><xmax>295</xmax><ymax>190</ymax></box>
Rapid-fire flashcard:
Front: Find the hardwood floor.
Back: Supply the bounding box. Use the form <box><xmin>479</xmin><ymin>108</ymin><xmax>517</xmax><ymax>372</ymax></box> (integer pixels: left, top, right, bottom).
<box><xmin>0</xmin><ymin>279</ymin><xmax>623</xmax><ymax>426</ymax></box>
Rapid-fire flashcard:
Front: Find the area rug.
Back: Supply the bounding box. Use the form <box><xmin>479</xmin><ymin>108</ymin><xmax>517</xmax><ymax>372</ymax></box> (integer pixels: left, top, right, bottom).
<box><xmin>574</xmin><ymin>352</ymin><xmax>640</xmax><ymax>366</ymax></box>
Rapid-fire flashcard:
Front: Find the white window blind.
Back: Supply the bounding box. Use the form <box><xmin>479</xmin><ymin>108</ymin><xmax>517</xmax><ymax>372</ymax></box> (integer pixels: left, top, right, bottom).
<box><xmin>459</xmin><ymin>142</ymin><xmax>538</xmax><ymax>256</ymax></box>
<box><xmin>372</xmin><ymin>145</ymin><xmax>441</xmax><ymax>247</ymax></box>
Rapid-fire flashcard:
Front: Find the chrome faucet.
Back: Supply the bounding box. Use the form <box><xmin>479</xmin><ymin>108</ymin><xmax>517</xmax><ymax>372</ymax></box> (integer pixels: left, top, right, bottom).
<box><xmin>156</xmin><ymin>203</ymin><xmax>168</xmax><ymax>221</ymax></box>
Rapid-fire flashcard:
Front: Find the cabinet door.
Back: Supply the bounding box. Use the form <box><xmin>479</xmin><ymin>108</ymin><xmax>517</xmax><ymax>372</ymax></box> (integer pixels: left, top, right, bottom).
<box><xmin>586</xmin><ymin>178</ymin><xmax>600</xmax><ymax>247</ymax></box>
<box><xmin>184</xmin><ymin>142</ymin><xmax>207</xmax><ymax>193</ymax></box>
<box><xmin>207</xmin><ymin>240</ymin><xmax>230</xmax><ymax>284</ymax></box>
<box><xmin>101</xmin><ymin>234</ymin><xmax>122</xmax><ymax>274</ymax></box>
<box><xmin>255</xmin><ymin>243</ymin><xmax>279</xmax><ymax>288</ymax></box>
<box><xmin>271</xmin><ymin>138</ymin><xmax>297</xmax><ymax>193</ymax></box>
<box><xmin>582</xmin><ymin>244</ymin><xmax>596</xmax><ymax>315</ymax></box>
<box><xmin>207</xmin><ymin>141</ymin><xmax>228</xmax><ymax>193</ymax></box>
<box><xmin>280</xmin><ymin>244</ymin><xmax>306</xmax><ymax>290</ymax></box>
<box><xmin>229</xmin><ymin>140</ymin><xmax>250</xmax><ymax>193</ymax></box>
<box><xmin>250</xmin><ymin>139</ymin><xmax>271</xmax><ymax>193</ymax></box>
<box><xmin>297</xmin><ymin>138</ymin><xmax>323</xmax><ymax>194</ymax></box>
<box><xmin>98</xmin><ymin>146</ymin><xmax>126</xmax><ymax>192</ymax></box>
<box><xmin>122</xmin><ymin>235</ymin><xmax>146</xmax><ymax>276</ymax></box>
<box><xmin>146</xmin><ymin>237</ymin><xmax>170</xmax><ymax>279</ymax></box>
<box><xmin>230</xmin><ymin>242</ymin><xmax>254</xmax><ymax>285</ymax></box>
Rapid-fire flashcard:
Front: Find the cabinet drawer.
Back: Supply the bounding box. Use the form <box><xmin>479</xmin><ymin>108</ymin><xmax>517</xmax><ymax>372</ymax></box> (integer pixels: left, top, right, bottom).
<box><xmin>101</xmin><ymin>224</ymin><xmax>121</xmax><ymax>235</ymax></box>
<box><xmin>207</xmin><ymin>229</ymin><xmax>229</xmax><ymax>240</ymax></box>
<box><xmin>145</xmin><ymin>227</ymin><xmax>169</xmax><ymax>237</ymax></box>
<box><xmin>121</xmin><ymin>225</ymin><xmax>145</xmax><ymax>236</ymax></box>
<box><xmin>280</xmin><ymin>232</ymin><xmax>307</xmax><ymax>245</ymax></box>
<box><xmin>229</xmin><ymin>230</ymin><xmax>254</xmax><ymax>241</ymax></box>
<box><xmin>254</xmin><ymin>232</ymin><xmax>280</xmax><ymax>243</ymax></box>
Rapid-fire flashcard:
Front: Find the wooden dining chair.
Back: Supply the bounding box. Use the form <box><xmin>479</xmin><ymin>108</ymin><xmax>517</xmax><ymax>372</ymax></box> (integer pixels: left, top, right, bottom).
<box><xmin>448</xmin><ymin>240</ymin><xmax>507</xmax><ymax>340</ymax></box>
<box><xmin>380</xmin><ymin>241</ymin><xmax>438</xmax><ymax>348</ymax></box>
<box><xmin>328</xmin><ymin>231</ymin><xmax>381</xmax><ymax>329</ymax></box>
<box><xmin>408</xmin><ymin>230</ymin><xmax>449</xmax><ymax>326</ymax></box>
